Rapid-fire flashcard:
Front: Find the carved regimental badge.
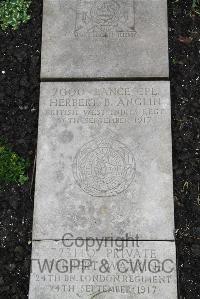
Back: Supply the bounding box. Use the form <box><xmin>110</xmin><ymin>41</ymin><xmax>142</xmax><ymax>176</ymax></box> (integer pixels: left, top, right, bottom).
<box><xmin>74</xmin><ymin>0</ymin><xmax>136</xmax><ymax>38</ymax></box>
<box><xmin>73</xmin><ymin>133</ymin><xmax>136</xmax><ymax>197</ymax></box>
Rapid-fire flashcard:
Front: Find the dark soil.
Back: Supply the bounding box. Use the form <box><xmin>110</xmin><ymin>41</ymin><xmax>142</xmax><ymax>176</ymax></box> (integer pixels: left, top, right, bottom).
<box><xmin>0</xmin><ymin>0</ymin><xmax>199</xmax><ymax>298</ymax></box>
<box><xmin>0</xmin><ymin>0</ymin><xmax>42</xmax><ymax>298</ymax></box>
<box><xmin>169</xmin><ymin>1</ymin><xmax>200</xmax><ymax>298</ymax></box>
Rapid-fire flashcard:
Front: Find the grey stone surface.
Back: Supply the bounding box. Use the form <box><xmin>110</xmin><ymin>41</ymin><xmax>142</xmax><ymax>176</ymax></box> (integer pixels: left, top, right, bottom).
<box><xmin>29</xmin><ymin>240</ymin><xmax>177</xmax><ymax>299</ymax></box>
<box><xmin>41</xmin><ymin>0</ymin><xmax>169</xmax><ymax>78</ymax></box>
<box><xmin>33</xmin><ymin>81</ymin><xmax>174</xmax><ymax>240</ymax></box>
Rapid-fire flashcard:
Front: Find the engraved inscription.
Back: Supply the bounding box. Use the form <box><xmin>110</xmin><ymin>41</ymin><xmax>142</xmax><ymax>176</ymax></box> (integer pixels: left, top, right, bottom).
<box><xmin>30</xmin><ymin>241</ymin><xmax>177</xmax><ymax>298</ymax></box>
<box><xmin>74</xmin><ymin>0</ymin><xmax>136</xmax><ymax>38</ymax></box>
<box><xmin>73</xmin><ymin>132</ymin><xmax>136</xmax><ymax>197</ymax></box>
<box><xmin>45</xmin><ymin>86</ymin><xmax>167</xmax><ymax>126</ymax></box>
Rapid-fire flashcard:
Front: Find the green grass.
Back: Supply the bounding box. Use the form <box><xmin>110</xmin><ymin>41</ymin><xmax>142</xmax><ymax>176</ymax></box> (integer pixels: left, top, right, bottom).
<box><xmin>0</xmin><ymin>0</ymin><xmax>31</xmax><ymax>31</ymax></box>
<box><xmin>192</xmin><ymin>0</ymin><xmax>200</xmax><ymax>15</ymax></box>
<box><xmin>0</xmin><ymin>139</ymin><xmax>29</xmax><ymax>185</ymax></box>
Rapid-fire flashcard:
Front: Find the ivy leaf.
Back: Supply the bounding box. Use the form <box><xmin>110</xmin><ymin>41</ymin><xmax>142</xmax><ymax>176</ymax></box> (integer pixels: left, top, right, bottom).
<box><xmin>0</xmin><ymin>0</ymin><xmax>31</xmax><ymax>31</ymax></box>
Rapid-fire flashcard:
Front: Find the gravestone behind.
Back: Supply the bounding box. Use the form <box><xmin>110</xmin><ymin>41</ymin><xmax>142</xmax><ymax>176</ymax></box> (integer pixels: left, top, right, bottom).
<box><xmin>41</xmin><ymin>0</ymin><xmax>169</xmax><ymax>78</ymax></box>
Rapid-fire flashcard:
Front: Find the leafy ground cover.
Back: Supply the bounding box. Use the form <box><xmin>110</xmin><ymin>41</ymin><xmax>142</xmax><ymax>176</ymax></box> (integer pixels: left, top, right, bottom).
<box><xmin>0</xmin><ymin>0</ymin><xmax>31</xmax><ymax>31</ymax></box>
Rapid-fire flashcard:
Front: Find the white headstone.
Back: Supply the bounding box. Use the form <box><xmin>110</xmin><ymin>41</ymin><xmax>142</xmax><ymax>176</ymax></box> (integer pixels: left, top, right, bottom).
<box><xmin>32</xmin><ymin>81</ymin><xmax>174</xmax><ymax>240</ymax></box>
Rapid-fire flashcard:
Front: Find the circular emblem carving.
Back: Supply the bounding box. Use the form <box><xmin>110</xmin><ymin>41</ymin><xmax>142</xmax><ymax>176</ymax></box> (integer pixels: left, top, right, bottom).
<box><xmin>73</xmin><ymin>136</ymin><xmax>136</xmax><ymax>197</ymax></box>
<box><xmin>90</xmin><ymin>0</ymin><xmax>120</xmax><ymax>26</ymax></box>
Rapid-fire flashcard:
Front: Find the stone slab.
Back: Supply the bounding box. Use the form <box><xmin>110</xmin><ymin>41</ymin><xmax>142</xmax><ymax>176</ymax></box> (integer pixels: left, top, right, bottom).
<box><xmin>33</xmin><ymin>81</ymin><xmax>174</xmax><ymax>240</ymax></box>
<box><xmin>29</xmin><ymin>240</ymin><xmax>177</xmax><ymax>298</ymax></box>
<box><xmin>41</xmin><ymin>0</ymin><xmax>169</xmax><ymax>78</ymax></box>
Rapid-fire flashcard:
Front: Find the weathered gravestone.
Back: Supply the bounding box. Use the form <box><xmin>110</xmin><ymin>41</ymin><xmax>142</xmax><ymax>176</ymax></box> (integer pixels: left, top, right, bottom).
<box><xmin>32</xmin><ymin>81</ymin><xmax>174</xmax><ymax>240</ymax></box>
<box><xmin>29</xmin><ymin>0</ymin><xmax>177</xmax><ymax>298</ymax></box>
<box><xmin>29</xmin><ymin>81</ymin><xmax>177</xmax><ymax>298</ymax></box>
<box><xmin>41</xmin><ymin>0</ymin><xmax>169</xmax><ymax>78</ymax></box>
